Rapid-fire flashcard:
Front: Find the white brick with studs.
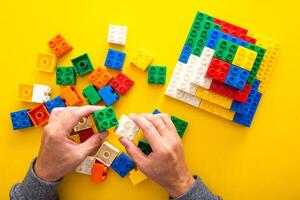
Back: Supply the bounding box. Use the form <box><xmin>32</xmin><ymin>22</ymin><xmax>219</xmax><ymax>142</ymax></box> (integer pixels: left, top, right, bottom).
<box><xmin>107</xmin><ymin>25</ymin><xmax>128</xmax><ymax>45</ymax></box>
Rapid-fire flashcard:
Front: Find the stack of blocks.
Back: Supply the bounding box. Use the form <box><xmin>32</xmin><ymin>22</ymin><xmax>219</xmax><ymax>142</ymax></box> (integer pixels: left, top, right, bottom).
<box><xmin>166</xmin><ymin>11</ymin><xmax>279</xmax><ymax>127</ymax></box>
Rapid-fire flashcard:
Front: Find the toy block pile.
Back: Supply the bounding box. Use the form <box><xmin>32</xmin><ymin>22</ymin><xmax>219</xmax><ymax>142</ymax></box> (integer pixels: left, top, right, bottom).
<box><xmin>166</xmin><ymin>11</ymin><xmax>279</xmax><ymax>127</ymax></box>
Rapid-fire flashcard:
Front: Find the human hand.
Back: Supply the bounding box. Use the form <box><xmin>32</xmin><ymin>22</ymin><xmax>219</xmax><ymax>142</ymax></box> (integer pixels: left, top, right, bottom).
<box><xmin>120</xmin><ymin>113</ymin><xmax>195</xmax><ymax>198</ymax></box>
<box><xmin>34</xmin><ymin>106</ymin><xmax>108</xmax><ymax>182</ymax></box>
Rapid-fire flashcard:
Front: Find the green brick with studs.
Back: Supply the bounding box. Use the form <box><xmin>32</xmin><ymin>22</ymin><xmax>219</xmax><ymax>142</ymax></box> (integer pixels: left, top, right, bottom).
<box><xmin>214</xmin><ymin>38</ymin><xmax>238</xmax><ymax>63</ymax></box>
<box><xmin>171</xmin><ymin>116</ymin><xmax>188</xmax><ymax>138</ymax></box>
<box><xmin>246</xmin><ymin>43</ymin><xmax>266</xmax><ymax>84</ymax></box>
<box><xmin>138</xmin><ymin>139</ymin><xmax>152</xmax><ymax>155</ymax></box>
<box><xmin>82</xmin><ymin>84</ymin><xmax>101</xmax><ymax>105</ymax></box>
<box><xmin>56</xmin><ymin>67</ymin><xmax>76</xmax><ymax>85</ymax></box>
<box><xmin>147</xmin><ymin>65</ymin><xmax>167</xmax><ymax>84</ymax></box>
<box><xmin>71</xmin><ymin>53</ymin><xmax>94</xmax><ymax>76</ymax></box>
<box><xmin>92</xmin><ymin>106</ymin><xmax>118</xmax><ymax>132</ymax></box>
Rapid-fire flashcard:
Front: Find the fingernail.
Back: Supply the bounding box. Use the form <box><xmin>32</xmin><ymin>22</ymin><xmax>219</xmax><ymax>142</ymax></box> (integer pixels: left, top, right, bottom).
<box><xmin>99</xmin><ymin>131</ymin><xmax>108</xmax><ymax>139</ymax></box>
<box><xmin>119</xmin><ymin>137</ymin><xmax>127</xmax><ymax>147</ymax></box>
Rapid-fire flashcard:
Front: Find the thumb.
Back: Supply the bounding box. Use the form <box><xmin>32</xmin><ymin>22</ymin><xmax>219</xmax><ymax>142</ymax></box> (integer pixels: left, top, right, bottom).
<box><xmin>78</xmin><ymin>132</ymin><xmax>108</xmax><ymax>158</ymax></box>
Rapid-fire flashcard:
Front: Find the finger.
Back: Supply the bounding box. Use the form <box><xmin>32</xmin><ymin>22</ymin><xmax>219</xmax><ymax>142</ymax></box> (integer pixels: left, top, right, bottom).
<box><xmin>141</xmin><ymin>113</ymin><xmax>168</xmax><ymax>136</ymax></box>
<box><xmin>159</xmin><ymin>113</ymin><xmax>177</xmax><ymax>132</ymax></box>
<box><xmin>48</xmin><ymin>107</ymin><xmax>66</xmax><ymax>122</ymax></box>
<box><xmin>77</xmin><ymin>132</ymin><xmax>108</xmax><ymax>158</ymax></box>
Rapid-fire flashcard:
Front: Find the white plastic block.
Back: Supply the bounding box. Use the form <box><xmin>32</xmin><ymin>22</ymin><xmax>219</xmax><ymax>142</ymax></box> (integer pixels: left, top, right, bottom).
<box><xmin>174</xmin><ymin>89</ymin><xmax>201</xmax><ymax>107</ymax></box>
<box><xmin>75</xmin><ymin>156</ymin><xmax>96</xmax><ymax>175</ymax></box>
<box><xmin>95</xmin><ymin>141</ymin><xmax>119</xmax><ymax>167</ymax></box>
<box><xmin>115</xmin><ymin>115</ymin><xmax>139</xmax><ymax>140</ymax></box>
<box><xmin>165</xmin><ymin>61</ymin><xmax>185</xmax><ymax>98</ymax></box>
<box><xmin>73</xmin><ymin>117</ymin><xmax>92</xmax><ymax>132</ymax></box>
<box><xmin>107</xmin><ymin>25</ymin><xmax>127</xmax><ymax>45</ymax></box>
<box><xmin>31</xmin><ymin>84</ymin><xmax>52</xmax><ymax>103</ymax></box>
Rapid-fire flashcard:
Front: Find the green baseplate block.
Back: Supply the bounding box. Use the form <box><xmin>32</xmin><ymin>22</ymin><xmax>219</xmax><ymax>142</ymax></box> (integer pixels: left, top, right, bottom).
<box><xmin>71</xmin><ymin>53</ymin><xmax>94</xmax><ymax>76</ymax></box>
<box><xmin>82</xmin><ymin>84</ymin><xmax>101</xmax><ymax>105</ymax></box>
<box><xmin>147</xmin><ymin>65</ymin><xmax>167</xmax><ymax>84</ymax></box>
<box><xmin>56</xmin><ymin>67</ymin><xmax>76</xmax><ymax>85</ymax></box>
<box><xmin>92</xmin><ymin>106</ymin><xmax>119</xmax><ymax>132</ymax></box>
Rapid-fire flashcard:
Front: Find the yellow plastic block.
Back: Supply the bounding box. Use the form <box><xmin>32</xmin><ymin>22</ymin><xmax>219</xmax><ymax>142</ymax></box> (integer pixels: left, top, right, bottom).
<box><xmin>129</xmin><ymin>169</ymin><xmax>147</xmax><ymax>185</ymax></box>
<box><xmin>195</xmin><ymin>87</ymin><xmax>233</xmax><ymax>109</ymax></box>
<box><xmin>131</xmin><ymin>48</ymin><xmax>153</xmax><ymax>71</ymax></box>
<box><xmin>36</xmin><ymin>52</ymin><xmax>57</xmax><ymax>72</ymax></box>
<box><xmin>232</xmin><ymin>46</ymin><xmax>257</xmax><ymax>71</ymax></box>
<box><xmin>199</xmin><ymin>100</ymin><xmax>235</xmax><ymax>120</ymax></box>
<box><xmin>18</xmin><ymin>83</ymin><xmax>33</xmax><ymax>102</ymax></box>
<box><xmin>69</xmin><ymin>134</ymin><xmax>81</xmax><ymax>144</ymax></box>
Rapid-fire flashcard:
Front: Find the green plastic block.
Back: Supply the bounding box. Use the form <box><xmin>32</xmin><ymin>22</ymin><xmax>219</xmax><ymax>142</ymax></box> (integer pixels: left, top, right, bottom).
<box><xmin>246</xmin><ymin>44</ymin><xmax>266</xmax><ymax>84</ymax></box>
<box><xmin>138</xmin><ymin>139</ymin><xmax>152</xmax><ymax>155</ymax></box>
<box><xmin>171</xmin><ymin>116</ymin><xmax>188</xmax><ymax>138</ymax></box>
<box><xmin>147</xmin><ymin>66</ymin><xmax>167</xmax><ymax>84</ymax></box>
<box><xmin>214</xmin><ymin>39</ymin><xmax>238</xmax><ymax>63</ymax></box>
<box><xmin>82</xmin><ymin>84</ymin><xmax>101</xmax><ymax>105</ymax></box>
<box><xmin>71</xmin><ymin>53</ymin><xmax>94</xmax><ymax>76</ymax></box>
<box><xmin>56</xmin><ymin>67</ymin><xmax>76</xmax><ymax>85</ymax></box>
<box><xmin>92</xmin><ymin>106</ymin><xmax>118</xmax><ymax>132</ymax></box>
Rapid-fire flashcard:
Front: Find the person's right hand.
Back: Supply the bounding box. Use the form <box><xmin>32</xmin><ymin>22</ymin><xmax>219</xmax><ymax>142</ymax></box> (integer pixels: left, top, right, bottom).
<box><xmin>120</xmin><ymin>113</ymin><xmax>195</xmax><ymax>198</ymax></box>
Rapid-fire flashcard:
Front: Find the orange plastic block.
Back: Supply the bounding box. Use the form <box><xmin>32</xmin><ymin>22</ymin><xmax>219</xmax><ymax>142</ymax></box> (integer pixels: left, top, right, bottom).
<box><xmin>48</xmin><ymin>34</ymin><xmax>73</xmax><ymax>57</ymax></box>
<box><xmin>18</xmin><ymin>83</ymin><xmax>33</xmax><ymax>102</ymax></box>
<box><xmin>88</xmin><ymin>67</ymin><xmax>112</xmax><ymax>89</ymax></box>
<box><xmin>90</xmin><ymin>162</ymin><xmax>108</xmax><ymax>183</ymax></box>
<box><xmin>28</xmin><ymin>104</ymin><xmax>50</xmax><ymax>127</ymax></box>
<box><xmin>60</xmin><ymin>86</ymin><xmax>83</xmax><ymax>106</ymax></box>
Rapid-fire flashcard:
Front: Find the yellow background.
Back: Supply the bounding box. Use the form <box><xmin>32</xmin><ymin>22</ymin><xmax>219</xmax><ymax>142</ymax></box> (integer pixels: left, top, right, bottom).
<box><xmin>0</xmin><ymin>0</ymin><xmax>299</xmax><ymax>199</ymax></box>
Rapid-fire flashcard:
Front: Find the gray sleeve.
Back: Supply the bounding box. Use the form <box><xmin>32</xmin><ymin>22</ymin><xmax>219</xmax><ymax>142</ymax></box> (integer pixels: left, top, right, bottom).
<box><xmin>172</xmin><ymin>176</ymin><xmax>221</xmax><ymax>200</ymax></box>
<box><xmin>10</xmin><ymin>158</ymin><xmax>60</xmax><ymax>200</ymax></box>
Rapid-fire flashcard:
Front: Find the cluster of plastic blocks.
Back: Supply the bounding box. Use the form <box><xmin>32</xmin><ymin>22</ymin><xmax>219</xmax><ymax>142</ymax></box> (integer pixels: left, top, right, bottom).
<box><xmin>165</xmin><ymin>11</ymin><xmax>279</xmax><ymax>127</ymax></box>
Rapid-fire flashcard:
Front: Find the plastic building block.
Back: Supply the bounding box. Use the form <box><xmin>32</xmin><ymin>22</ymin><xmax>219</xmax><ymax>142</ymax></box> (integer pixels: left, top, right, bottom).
<box><xmin>90</xmin><ymin>162</ymin><xmax>108</xmax><ymax>183</ymax></box>
<box><xmin>232</xmin><ymin>46</ymin><xmax>257</xmax><ymax>71</ymax></box>
<box><xmin>205</xmin><ymin>29</ymin><xmax>222</xmax><ymax>49</ymax></box>
<box><xmin>95</xmin><ymin>141</ymin><xmax>119</xmax><ymax>166</ymax></box>
<box><xmin>82</xmin><ymin>84</ymin><xmax>101</xmax><ymax>105</ymax></box>
<box><xmin>69</xmin><ymin>134</ymin><xmax>80</xmax><ymax>143</ymax></box>
<box><xmin>111</xmin><ymin>152</ymin><xmax>135</xmax><ymax>178</ymax></box>
<box><xmin>98</xmin><ymin>85</ymin><xmax>119</xmax><ymax>106</ymax></box>
<box><xmin>92</xmin><ymin>106</ymin><xmax>119</xmax><ymax>132</ymax></box>
<box><xmin>32</xmin><ymin>84</ymin><xmax>52</xmax><ymax>103</ymax></box>
<box><xmin>28</xmin><ymin>104</ymin><xmax>50</xmax><ymax>127</ymax></box>
<box><xmin>104</xmin><ymin>49</ymin><xmax>126</xmax><ymax>70</ymax></box>
<box><xmin>10</xmin><ymin>109</ymin><xmax>33</xmax><ymax>130</ymax></box>
<box><xmin>138</xmin><ymin>139</ymin><xmax>152</xmax><ymax>155</ymax></box>
<box><xmin>171</xmin><ymin>116</ymin><xmax>188</xmax><ymax>138</ymax></box>
<box><xmin>205</xmin><ymin>57</ymin><xmax>231</xmax><ymax>83</ymax></box>
<box><xmin>36</xmin><ymin>52</ymin><xmax>57</xmax><ymax>72</ymax></box>
<box><xmin>209</xmin><ymin>80</ymin><xmax>252</xmax><ymax>103</ymax></box>
<box><xmin>131</xmin><ymin>48</ymin><xmax>153</xmax><ymax>71</ymax></box>
<box><xmin>214</xmin><ymin>39</ymin><xmax>238</xmax><ymax>63</ymax></box>
<box><xmin>246</xmin><ymin>43</ymin><xmax>266</xmax><ymax>84</ymax></box>
<box><xmin>18</xmin><ymin>83</ymin><xmax>33</xmax><ymax>102</ymax></box>
<box><xmin>213</xmin><ymin>18</ymin><xmax>248</xmax><ymax>36</ymax></box>
<box><xmin>109</xmin><ymin>72</ymin><xmax>134</xmax><ymax>95</ymax></box>
<box><xmin>199</xmin><ymin>100</ymin><xmax>235</xmax><ymax>120</ymax></box>
<box><xmin>129</xmin><ymin>169</ymin><xmax>147</xmax><ymax>185</ymax></box>
<box><xmin>60</xmin><ymin>86</ymin><xmax>83</xmax><ymax>106</ymax></box>
<box><xmin>224</xmin><ymin>65</ymin><xmax>250</xmax><ymax>90</ymax></box>
<box><xmin>220</xmin><ymin>26</ymin><xmax>246</xmax><ymax>40</ymax></box>
<box><xmin>71</xmin><ymin>53</ymin><xmax>94</xmax><ymax>76</ymax></box>
<box><xmin>241</xmin><ymin>35</ymin><xmax>257</xmax><ymax>44</ymax></box>
<box><xmin>115</xmin><ymin>114</ymin><xmax>139</xmax><ymax>140</ymax></box>
<box><xmin>79</xmin><ymin>128</ymin><xmax>95</xmax><ymax>143</ymax></box>
<box><xmin>45</xmin><ymin>96</ymin><xmax>66</xmax><ymax>112</ymax></box>
<box><xmin>75</xmin><ymin>156</ymin><xmax>96</xmax><ymax>175</ymax></box>
<box><xmin>73</xmin><ymin>117</ymin><xmax>93</xmax><ymax>132</ymax></box>
<box><xmin>89</xmin><ymin>67</ymin><xmax>113</xmax><ymax>89</ymax></box>
<box><xmin>107</xmin><ymin>25</ymin><xmax>127</xmax><ymax>45</ymax></box>
<box><xmin>48</xmin><ymin>34</ymin><xmax>73</xmax><ymax>57</ymax></box>
<box><xmin>179</xmin><ymin>45</ymin><xmax>192</xmax><ymax>64</ymax></box>
<box><xmin>195</xmin><ymin>87</ymin><xmax>233</xmax><ymax>109</ymax></box>
<box><xmin>56</xmin><ymin>67</ymin><xmax>76</xmax><ymax>85</ymax></box>
<box><xmin>152</xmin><ymin>109</ymin><xmax>160</xmax><ymax>114</ymax></box>
<box><xmin>148</xmin><ymin>66</ymin><xmax>167</xmax><ymax>84</ymax></box>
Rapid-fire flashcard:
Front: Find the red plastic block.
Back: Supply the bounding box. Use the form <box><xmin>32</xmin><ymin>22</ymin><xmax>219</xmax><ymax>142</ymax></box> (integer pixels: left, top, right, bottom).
<box><xmin>109</xmin><ymin>72</ymin><xmax>134</xmax><ymax>95</ymax></box>
<box><xmin>221</xmin><ymin>27</ymin><xmax>246</xmax><ymax>39</ymax></box>
<box><xmin>28</xmin><ymin>104</ymin><xmax>50</xmax><ymax>127</ymax></box>
<box><xmin>241</xmin><ymin>35</ymin><xmax>257</xmax><ymax>44</ymax></box>
<box><xmin>90</xmin><ymin>163</ymin><xmax>108</xmax><ymax>183</ymax></box>
<box><xmin>48</xmin><ymin>34</ymin><xmax>73</xmax><ymax>57</ymax></box>
<box><xmin>213</xmin><ymin>18</ymin><xmax>248</xmax><ymax>35</ymax></box>
<box><xmin>79</xmin><ymin>128</ymin><xmax>95</xmax><ymax>143</ymax></box>
<box><xmin>205</xmin><ymin>58</ymin><xmax>231</xmax><ymax>82</ymax></box>
<box><xmin>209</xmin><ymin>80</ymin><xmax>252</xmax><ymax>103</ymax></box>
<box><xmin>60</xmin><ymin>86</ymin><xmax>83</xmax><ymax>106</ymax></box>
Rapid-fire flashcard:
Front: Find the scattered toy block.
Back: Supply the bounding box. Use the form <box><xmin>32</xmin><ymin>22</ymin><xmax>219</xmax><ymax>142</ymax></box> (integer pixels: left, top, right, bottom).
<box><xmin>129</xmin><ymin>169</ymin><xmax>147</xmax><ymax>185</ymax></box>
<box><xmin>69</xmin><ymin>134</ymin><xmax>81</xmax><ymax>143</ymax></box>
<box><xmin>107</xmin><ymin>25</ymin><xmax>127</xmax><ymax>45</ymax></box>
<box><xmin>79</xmin><ymin>128</ymin><xmax>95</xmax><ymax>143</ymax></box>
<box><xmin>179</xmin><ymin>45</ymin><xmax>192</xmax><ymax>64</ymax></box>
<box><xmin>32</xmin><ymin>84</ymin><xmax>52</xmax><ymax>103</ymax></box>
<box><xmin>82</xmin><ymin>84</ymin><xmax>101</xmax><ymax>105</ymax></box>
<box><xmin>90</xmin><ymin>162</ymin><xmax>108</xmax><ymax>183</ymax></box>
<box><xmin>89</xmin><ymin>67</ymin><xmax>113</xmax><ymax>89</ymax></box>
<box><xmin>28</xmin><ymin>104</ymin><xmax>50</xmax><ymax>127</ymax></box>
<box><xmin>98</xmin><ymin>85</ymin><xmax>119</xmax><ymax>106</ymax></box>
<box><xmin>48</xmin><ymin>34</ymin><xmax>73</xmax><ymax>57</ymax></box>
<box><xmin>152</xmin><ymin>109</ymin><xmax>161</xmax><ymax>114</ymax></box>
<box><xmin>95</xmin><ymin>141</ymin><xmax>119</xmax><ymax>167</ymax></box>
<box><xmin>92</xmin><ymin>106</ymin><xmax>119</xmax><ymax>132</ymax></box>
<box><xmin>18</xmin><ymin>83</ymin><xmax>34</xmax><ymax>102</ymax></box>
<box><xmin>111</xmin><ymin>152</ymin><xmax>135</xmax><ymax>178</ymax></box>
<box><xmin>214</xmin><ymin>38</ymin><xmax>238</xmax><ymax>63</ymax></box>
<box><xmin>224</xmin><ymin>65</ymin><xmax>249</xmax><ymax>90</ymax></box>
<box><xmin>56</xmin><ymin>67</ymin><xmax>76</xmax><ymax>85</ymax></box>
<box><xmin>114</xmin><ymin>114</ymin><xmax>139</xmax><ymax>140</ymax></box>
<box><xmin>199</xmin><ymin>100</ymin><xmax>235</xmax><ymax>120</ymax></box>
<box><xmin>205</xmin><ymin>57</ymin><xmax>231</xmax><ymax>83</ymax></box>
<box><xmin>138</xmin><ymin>139</ymin><xmax>152</xmax><ymax>155</ymax></box>
<box><xmin>10</xmin><ymin>109</ymin><xmax>33</xmax><ymax>130</ymax></box>
<box><xmin>104</xmin><ymin>49</ymin><xmax>126</xmax><ymax>70</ymax></box>
<box><xmin>109</xmin><ymin>72</ymin><xmax>134</xmax><ymax>95</ymax></box>
<box><xmin>131</xmin><ymin>48</ymin><xmax>153</xmax><ymax>71</ymax></box>
<box><xmin>45</xmin><ymin>96</ymin><xmax>66</xmax><ymax>112</ymax></box>
<box><xmin>75</xmin><ymin>156</ymin><xmax>96</xmax><ymax>175</ymax></box>
<box><xmin>36</xmin><ymin>52</ymin><xmax>57</xmax><ymax>72</ymax></box>
<box><xmin>232</xmin><ymin>46</ymin><xmax>257</xmax><ymax>71</ymax></box>
<box><xmin>60</xmin><ymin>86</ymin><xmax>83</xmax><ymax>106</ymax></box>
<box><xmin>71</xmin><ymin>53</ymin><xmax>94</xmax><ymax>76</ymax></box>
<box><xmin>147</xmin><ymin>66</ymin><xmax>167</xmax><ymax>84</ymax></box>
<box><xmin>73</xmin><ymin>117</ymin><xmax>93</xmax><ymax>132</ymax></box>
<box><xmin>171</xmin><ymin>116</ymin><xmax>188</xmax><ymax>138</ymax></box>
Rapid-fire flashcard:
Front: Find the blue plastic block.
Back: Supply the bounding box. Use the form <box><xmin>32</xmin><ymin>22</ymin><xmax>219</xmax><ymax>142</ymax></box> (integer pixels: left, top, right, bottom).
<box><xmin>178</xmin><ymin>45</ymin><xmax>192</xmax><ymax>64</ymax></box>
<box><xmin>205</xmin><ymin>29</ymin><xmax>222</xmax><ymax>49</ymax></box>
<box><xmin>45</xmin><ymin>96</ymin><xmax>66</xmax><ymax>112</ymax></box>
<box><xmin>98</xmin><ymin>85</ymin><xmax>119</xmax><ymax>106</ymax></box>
<box><xmin>111</xmin><ymin>152</ymin><xmax>135</xmax><ymax>177</ymax></box>
<box><xmin>104</xmin><ymin>49</ymin><xmax>126</xmax><ymax>70</ymax></box>
<box><xmin>231</xmin><ymin>80</ymin><xmax>260</xmax><ymax>115</ymax></box>
<box><xmin>152</xmin><ymin>109</ymin><xmax>161</xmax><ymax>114</ymax></box>
<box><xmin>225</xmin><ymin>65</ymin><xmax>250</xmax><ymax>90</ymax></box>
<box><xmin>10</xmin><ymin>109</ymin><xmax>33</xmax><ymax>130</ymax></box>
<box><xmin>233</xmin><ymin>92</ymin><xmax>262</xmax><ymax>127</ymax></box>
